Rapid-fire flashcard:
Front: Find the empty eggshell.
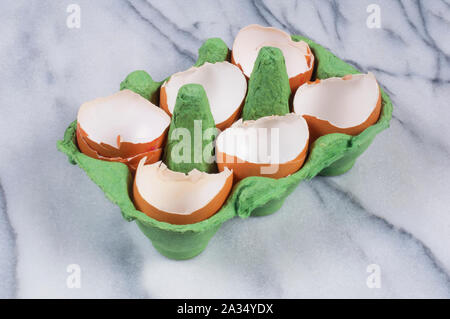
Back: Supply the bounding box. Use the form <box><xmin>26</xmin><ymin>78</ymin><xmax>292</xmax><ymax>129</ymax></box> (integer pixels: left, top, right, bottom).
<box><xmin>76</xmin><ymin>122</ymin><xmax>162</xmax><ymax>172</ymax></box>
<box><xmin>232</xmin><ymin>24</ymin><xmax>314</xmax><ymax>91</ymax></box>
<box><xmin>160</xmin><ymin>62</ymin><xmax>247</xmax><ymax>130</ymax></box>
<box><xmin>293</xmin><ymin>73</ymin><xmax>381</xmax><ymax>141</ymax></box>
<box><xmin>76</xmin><ymin>89</ymin><xmax>170</xmax><ymax>170</ymax></box>
<box><xmin>133</xmin><ymin>160</ymin><xmax>233</xmax><ymax>225</ymax></box>
<box><xmin>216</xmin><ymin>113</ymin><xmax>309</xmax><ymax>180</ymax></box>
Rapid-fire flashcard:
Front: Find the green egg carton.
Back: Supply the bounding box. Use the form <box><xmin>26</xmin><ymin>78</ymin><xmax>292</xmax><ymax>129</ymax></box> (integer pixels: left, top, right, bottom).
<box><xmin>57</xmin><ymin>36</ymin><xmax>393</xmax><ymax>260</ymax></box>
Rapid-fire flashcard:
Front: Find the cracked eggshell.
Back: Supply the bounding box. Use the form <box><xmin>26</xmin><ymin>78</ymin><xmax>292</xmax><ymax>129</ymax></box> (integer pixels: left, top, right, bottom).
<box><xmin>232</xmin><ymin>24</ymin><xmax>314</xmax><ymax>91</ymax></box>
<box><xmin>293</xmin><ymin>73</ymin><xmax>382</xmax><ymax>142</ymax></box>
<box><xmin>160</xmin><ymin>62</ymin><xmax>247</xmax><ymax>130</ymax></box>
<box><xmin>76</xmin><ymin>89</ymin><xmax>170</xmax><ymax>160</ymax></box>
<box><xmin>76</xmin><ymin>124</ymin><xmax>162</xmax><ymax>172</ymax></box>
<box><xmin>133</xmin><ymin>160</ymin><xmax>233</xmax><ymax>225</ymax></box>
<box><xmin>216</xmin><ymin>113</ymin><xmax>309</xmax><ymax>180</ymax></box>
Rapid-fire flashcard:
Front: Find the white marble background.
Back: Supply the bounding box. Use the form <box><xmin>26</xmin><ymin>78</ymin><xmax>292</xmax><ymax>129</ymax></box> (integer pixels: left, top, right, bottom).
<box><xmin>0</xmin><ymin>0</ymin><xmax>449</xmax><ymax>298</ymax></box>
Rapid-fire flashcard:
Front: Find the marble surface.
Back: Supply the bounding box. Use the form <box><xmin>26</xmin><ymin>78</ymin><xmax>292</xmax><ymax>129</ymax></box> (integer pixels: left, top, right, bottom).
<box><xmin>0</xmin><ymin>0</ymin><xmax>449</xmax><ymax>298</ymax></box>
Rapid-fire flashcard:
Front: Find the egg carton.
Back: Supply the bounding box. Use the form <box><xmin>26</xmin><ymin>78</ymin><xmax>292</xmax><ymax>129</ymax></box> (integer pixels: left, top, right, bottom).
<box><xmin>57</xmin><ymin>34</ymin><xmax>393</xmax><ymax>260</ymax></box>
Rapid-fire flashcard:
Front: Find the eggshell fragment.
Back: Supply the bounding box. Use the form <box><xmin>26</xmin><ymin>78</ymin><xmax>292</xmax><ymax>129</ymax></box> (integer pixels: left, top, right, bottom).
<box><xmin>76</xmin><ymin>125</ymin><xmax>162</xmax><ymax>172</ymax></box>
<box><xmin>133</xmin><ymin>160</ymin><xmax>233</xmax><ymax>225</ymax></box>
<box><xmin>77</xmin><ymin>90</ymin><xmax>170</xmax><ymax>156</ymax></box>
<box><xmin>216</xmin><ymin>113</ymin><xmax>309</xmax><ymax>180</ymax></box>
<box><xmin>160</xmin><ymin>62</ymin><xmax>247</xmax><ymax>130</ymax></box>
<box><xmin>76</xmin><ymin>90</ymin><xmax>170</xmax><ymax>170</ymax></box>
<box><xmin>232</xmin><ymin>24</ymin><xmax>314</xmax><ymax>91</ymax></box>
<box><xmin>293</xmin><ymin>73</ymin><xmax>381</xmax><ymax>141</ymax></box>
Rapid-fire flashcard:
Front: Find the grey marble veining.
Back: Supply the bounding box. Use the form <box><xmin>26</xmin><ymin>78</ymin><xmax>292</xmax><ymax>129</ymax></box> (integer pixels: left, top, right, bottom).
<box><xmin>0</xmin><ymin>180</ymin><xmax>17</xmax><ymax>298</ymax></box>
<box><xmin>0</xmin><ymin>0</ymin><xmax>449</xmax><ymax>298</ymax></box>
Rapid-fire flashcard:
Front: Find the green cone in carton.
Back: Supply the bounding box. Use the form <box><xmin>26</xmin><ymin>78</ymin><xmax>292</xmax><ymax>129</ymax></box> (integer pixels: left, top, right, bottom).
<box><xmin>120</xmin><ymin>70</ymin><xmax>161</xmax><ymax>104</ymax></box>
<box><xmin>242</xmin><ymin>46</ymin><xmax>291</xmax><ymax>121</ymax></box>
<box><xmin>163</xmin><ymin>83</ymin><xmax>217</xmax><ymax>174</ymax></box>
<box><xmin>194</xmin><ymin>37</ymin><xmax>229</xmax><ymax>67</ymax></box>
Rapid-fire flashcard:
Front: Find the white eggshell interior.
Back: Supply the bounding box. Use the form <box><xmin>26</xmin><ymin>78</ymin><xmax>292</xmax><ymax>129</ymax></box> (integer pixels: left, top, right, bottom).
<box><xmin>162</xmin><ymin>62</ymin><xmax>247</xmax><ymax>125</ymax></box>
<box><xmin>293</xmin><ymin>73</ymin><xmax>379</xmax><ymax>128</ymax></box>
<box><xmin>77</xmin><ymin>90</ymin><xmax>170</xmax><ymax>146</ymax></box>
<box><xmin>232</xmin><ymin>24</ymin><xmax>312</xmax><ymax>78</ymax></box>
<box><xmin>216</xmin><ymin>113</ymin><xmax>309</xmax><ymax>164</ymax></box>
<box><xmin>135</xmin><ymin>160</ymin><xmax>232</xmax><ymax>215</ymax></box>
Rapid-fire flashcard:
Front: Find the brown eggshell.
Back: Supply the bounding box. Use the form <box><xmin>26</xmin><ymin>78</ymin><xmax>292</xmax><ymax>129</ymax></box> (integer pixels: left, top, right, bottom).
<box><xmin>231</xmin><ymin>24</ymin><xmax>314</xmax><ymax>92</ymax></box>
<box><xmin>133</xmin><ymin>166</ymin><xmax>233</xmax><ymax>225</ymax></box>
<box><xmin>303</xmin><ymin>90</ymin><xmax>381</xmax><ymax>142</ymax></box>
<box><xmin>77</xmin><ymin>123</ymin><xmax>167</xmax><ymax>159</ymax></box>
<box><xmin>232</xmin><ymin>44</ymin><xmax>314</xmax><ymax>93</ymax></box>
<box><xmin>216</xmin><ymin>140</ymin><xmax>308</xmax><ymax>181</ymax></box>
<box><xmin>160</xmin><ymin>62</ymin><xmax>247</xmax><ymax>131</ymax></box>
<box><xmin>288</xmin><ymin>53</ymin><xmax>314</xmax><ymax>92</ymax></box>
<box><xmin>159</xmin><ymin>85</ymin><xmax>171</xmax><ymax>117</ymax></box>
<box><xmin>77</xmin><ymin>90</ymin><xmax>170</xmax><ymax>164</ymax></box>
<box><xmin>76</xmin><ymin>125</ymin><xmax>162</xmax><ymax>172</ymax></box>
<box><xmin>215</xmin><ymin>98</ymin><xmax>243</xmax><ymax>131</ymax></box>
<box><xmin>215</xmin><ymin>114</ymin><xmax>310</xmax><ymax>180</ymax></box>
<box><xmin>230</xmin><ymin>51</ymin><xmax>242</xmax><ymax>74</ymax></box>
<box><xmin>296</xmin><ymin>75</ymin><xmax>382</xmax><ymax>142</ymax></box>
